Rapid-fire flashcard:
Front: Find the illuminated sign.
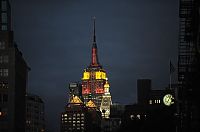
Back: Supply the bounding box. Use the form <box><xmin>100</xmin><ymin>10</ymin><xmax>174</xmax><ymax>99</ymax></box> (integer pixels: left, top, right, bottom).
<box><xmin>82</xmin><ymin>71</ymin><xmax>90</xmax><ymax>80</ymax></box>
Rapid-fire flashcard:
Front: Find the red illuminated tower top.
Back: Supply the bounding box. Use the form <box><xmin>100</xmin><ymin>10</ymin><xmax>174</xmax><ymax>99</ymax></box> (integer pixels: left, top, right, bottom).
<box><xmin>90</xmin><ymin>17</ymin><xmax>102</xmax><ymax>68</ymax></box>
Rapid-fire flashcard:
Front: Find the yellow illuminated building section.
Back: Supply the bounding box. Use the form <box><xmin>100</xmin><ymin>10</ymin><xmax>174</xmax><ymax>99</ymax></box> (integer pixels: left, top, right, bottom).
<box><xmin>95</xmin><ymin>71</ymin><xmax>107</xmax><ymax>80</ymax></box>
<box><xmin>86</xmin><ymin>100</ymin><xmax>97</xmax><ymax>108</ymax></box>
<box><xmin>70</xmin><ymin>96</ymin><xmax>83</xmax><ymax>104</ymax></box>
<box><xmin>82</xmin><ymin>71</ymin><xmax>90</xmax><ymax>80</ymax></box>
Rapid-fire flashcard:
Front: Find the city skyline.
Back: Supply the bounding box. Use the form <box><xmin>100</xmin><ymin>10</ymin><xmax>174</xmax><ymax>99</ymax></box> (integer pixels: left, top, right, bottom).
<box><xmin>11</xmin><ymin>0</ymin><xmax>178</xmax><ymax>131</ymax></box>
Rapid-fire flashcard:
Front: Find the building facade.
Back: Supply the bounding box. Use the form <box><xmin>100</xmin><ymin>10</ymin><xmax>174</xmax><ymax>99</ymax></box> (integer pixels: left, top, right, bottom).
<box><xmin>61</xmin><ymin>96</ymin><xmax>101</xmax><ymax>132</ymax></box>
<box><xmin>68</xmin><ymin>82</ymin><xmax>83</xmax><ymax>103</ymax></box>
<box><xmin>81</xmin><ymin>18</ymin><xmax>112</xmax><ymax>117</ymax></box>
<box><xmin>178</xmin><ymin>0</ymin><xmax>200</xmax><ymax>132</ymax></box>
<box><xmin>25</xmin><ymin>94</ymin><xmax>45</xmax><ymax>132</ymax></box>
<box><xmin>0</xmin><ymin>0</ymin><xmax>29</xmax><ymax>132</ymax></box>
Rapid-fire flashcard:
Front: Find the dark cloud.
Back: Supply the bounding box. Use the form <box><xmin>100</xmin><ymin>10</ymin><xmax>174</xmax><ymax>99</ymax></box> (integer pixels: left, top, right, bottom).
<box><xmin>12</xmin><ymin>0</ymin><xmax>179</xmax><ymax>131</ymax></box>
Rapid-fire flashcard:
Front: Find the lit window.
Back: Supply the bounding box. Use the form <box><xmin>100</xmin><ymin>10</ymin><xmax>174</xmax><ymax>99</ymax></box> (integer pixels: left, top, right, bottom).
<box><xmin>137</xmin><ymin>114</ymin><xmax>140</xmax><ymax>119</ymax></box>
<box><xmin>1</xmin><ymin>13</ymin><xmax>7</xmax><ymax>23</ymax></box>
<box><xmin>64</xmin><ymin>114</ymin><xmax>67</xmax><ymax>117</ymax></box>
<box><xmin>158</xmin><ymin>100</ymin><xmax>160</xmax><ymax>103</ymax></box>
<box><xmin>149</xmin><ymin>100</ymin><xmax>152</xmax><ymax>104</ymax></box>
<box><xmin>1</xmin><ymin>1</ymin><xmax>7</xmax><ymax>11</ymax></box>
<box><xmin>130</xmin><ymin>115</ymin><xmax>134</xmax><ymax>120</ymax></box>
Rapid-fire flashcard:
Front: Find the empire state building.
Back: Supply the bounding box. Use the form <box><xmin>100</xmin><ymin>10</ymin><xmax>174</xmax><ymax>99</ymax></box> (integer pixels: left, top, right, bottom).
<box><xmin>81</xmin><ymin>18</ymin><xmax>112</xmax><ymax>118</ymax></box>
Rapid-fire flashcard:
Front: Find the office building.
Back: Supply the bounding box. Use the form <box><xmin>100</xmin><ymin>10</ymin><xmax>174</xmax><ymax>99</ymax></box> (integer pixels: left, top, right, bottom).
<box><xmin>68</xmin><ymin>82</ymin><xmax>83</xmax><ymax>103</ymax></box>
<box><xmin>0</xmin><ymin>0</ymin><xmax>29</xmax><ymax>131</ymax></box>
<box><xmin>25</xmin><ymin>93</ymin><xmax>45</xmax><ymax>132</ymax></box>
<box><xmin>178</xmin><ymin>0</ymin><xmax>200</xmax><ymax>131</ymax></box>
<box><xmin>81</xmin><ymin>18</ymin><xmax>112</xmax><ymax>116</ymax></box>
<box><xmin>61</xmin><ymin>96</ymin><xmax>101</xmax><ymax>132</ymax></box>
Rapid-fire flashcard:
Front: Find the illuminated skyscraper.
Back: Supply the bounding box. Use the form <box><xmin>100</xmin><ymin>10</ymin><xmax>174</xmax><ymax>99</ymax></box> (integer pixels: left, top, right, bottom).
<box><xmin>81</xmin><ymin>18</ymin><xmax>112</xmax><ymax>117</ymax></box>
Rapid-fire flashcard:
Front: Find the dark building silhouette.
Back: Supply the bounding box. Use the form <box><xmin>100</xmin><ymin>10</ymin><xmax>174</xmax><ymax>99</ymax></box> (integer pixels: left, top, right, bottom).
<box><xmin>0</xmin><ymin>0</ymin><xmax>29</xmax><ymax>132</ymax></box>
<box><xmin>119</xmin><ymin>79</ymin><xmax>176</xmax><ymax>132</ymax></box>
<box><xmin>109</xmin><ymin>103</ymin><xmax>124</xmax><ymax>132</ymax></box>
<box><xmin>25</xmin><ymin>93</ymin><xmax>45</xmax><ymax>132</ymax></box>
<box><xmin>137</xmin><ymin>79</ymin><xmax>151</xmax><ymax>105</ymax></box>
<box><xmin>60</xmin><ymin>96</ymin><xmax>101</xmax><ymax>132</ymax></box>
<box><xmin>178</xmin><ymin>0</ymin><xmax>200</xmax><ymax>132</ymax></box>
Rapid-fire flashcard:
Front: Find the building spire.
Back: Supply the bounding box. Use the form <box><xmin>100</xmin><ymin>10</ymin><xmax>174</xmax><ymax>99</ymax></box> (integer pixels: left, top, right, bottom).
<box><xmin>93</xmin><ymin>16</ymin><xmax>96</xmax><ymax>43</ymax></box>
<box><xmin>90</xmin><ymin>16</ymin><xmax>101</xmax><ymax>67</ymax></box>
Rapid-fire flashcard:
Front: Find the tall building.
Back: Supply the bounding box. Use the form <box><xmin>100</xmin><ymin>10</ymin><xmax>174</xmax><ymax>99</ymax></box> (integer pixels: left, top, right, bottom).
<box><xmin>178</xmin><ymin>0</ymin><xmax>200</xmax><ymax>132</ymax></box>
<box><xmin>100</xmin><ymin>78</ymin><xmax>112</xmax><ymax>118</ymax></box>
<box><xmin>81</xmin><ymin>18</ymin><xmax>112</xmax><ymax>117</ymax></box>
<box><xmin>25</xmin><ymin>94</ymin><xmax>45</xmax><ymax>132</ymax></box>
<box><xmin>0</xmin><ymin>0</ymin><xmax>29</xmax><ymax>132</ymax></box>
<box><xmin>137</xmin><ymin>79</ymin><xmax>151</xmax><ymax>105</ymax></box>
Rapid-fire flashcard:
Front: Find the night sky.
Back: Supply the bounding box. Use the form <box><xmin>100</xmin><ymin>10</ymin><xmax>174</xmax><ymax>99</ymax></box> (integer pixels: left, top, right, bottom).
<box><xmin>12</xmin><ymin>0</ymin><xmax>178</xmax><ymax>131</ymax></box>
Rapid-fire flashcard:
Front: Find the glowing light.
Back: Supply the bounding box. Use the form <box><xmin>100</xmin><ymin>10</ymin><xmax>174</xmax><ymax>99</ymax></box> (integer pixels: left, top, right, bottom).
<box><xmin>86</xmin><ymin>100</ymin><xmax>97</xmax><ymax>108</ymax></box>
<box><xmin>95</xmin><ymin>71</ymin><xmax>107</xmax><ymax>79</ymax></box>
<box><xmin>82</xmin><ymin>88</ymin><xmax>90</xmax><ymax>94</ymax></box>
<box><xmin>95</xmin><ymin>71</ymin><xmax>102</xmax><ymax>79</ymax></box>
<box><xmin>95</xmin><ymin>88</ymin><xmax>104</xmax><ymax>94</ymax></box>
<box><xmin>82</xmin><ymin>71</ymin><xmax>90</xmax><ymax>80</ymax></box>
<box><xmin>70</xmin><ymin>96</ymin><xmax>83</xmax><ymax>104</ymax></box>
<box><xmin>163</xmin><ymin>94</ymin><xmax>174</xmax><ymax>106</ymax></box>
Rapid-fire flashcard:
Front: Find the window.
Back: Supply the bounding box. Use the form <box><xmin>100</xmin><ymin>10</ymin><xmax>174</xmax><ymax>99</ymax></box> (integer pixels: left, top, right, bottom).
<box><xmin>149</xmin><ymin>100</ymin><xmax>152</xmax><ymax>104</ymax></box>
<box><xmin>1</xmin><ymin>25</ymin><xmax>7</xmax><ymax>31</ymax></box>
<box><xmin>1</xmin><ymin>13</ymin><xmax>7</xmax><ymax>23</ymax></box>
<box><xmin>0</xmin><ymin>56</ymin><xmax>2</xmax><ymax>63</ymax></box>
<box><xmin>0</xmin><ymin>69</ymin><xmax>8</xmax><ymax>76</ymax></box>
<box><xmin>137</xmin><ymin>114</ymin><xmax>140</xmax><ymax>119</ymax></box>
<box><xmin>3</xmin><ymin>94</ymin><xmax>8</xmax><ymax>102</ymax></box>
<box><xmin>0</xmin><ymin>55</ymin><xmax>8</xmax><ymax>63</ymax></box>
<box><xmin>1</xmin><ymin>1</ymin><xmax>7</xmax><ymax>11</ymax></box>
<box><xmin>0</xmin><ymin>41</ymin><xmax>5</xmax><ymax>49</ymax></box>
<box><xmin>0</xmin><ymin>82</ymin><xmax>8</xmax><ymax>89</ymax></box>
